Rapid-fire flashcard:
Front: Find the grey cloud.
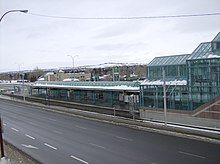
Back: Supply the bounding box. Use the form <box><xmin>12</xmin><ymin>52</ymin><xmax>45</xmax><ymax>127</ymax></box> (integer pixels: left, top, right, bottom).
<box><xmin>93</xmin><ymin>21</ymin><xmax>145</xmax><ymax>39</ymax></box>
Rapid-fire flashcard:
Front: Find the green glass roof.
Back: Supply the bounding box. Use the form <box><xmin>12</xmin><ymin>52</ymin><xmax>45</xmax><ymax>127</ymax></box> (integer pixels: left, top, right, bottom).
<box><xmin>212</xmin><ymin>32</ymin><xmax>220</xmax><ymax>42</ymax></box>
<box><xmin>188</xmin><ymin>42</ymin><xmax>212</xmax><ymax>60</ymax></box>
<box><xmin>148</xmin><ymin>54</ymin><xmax>190</xmax><ymax>66</ymax></box>
<box><xmin>148</xmin><ymin>33</ymin><xmax>220</xmax><ymax>64</ymax></box>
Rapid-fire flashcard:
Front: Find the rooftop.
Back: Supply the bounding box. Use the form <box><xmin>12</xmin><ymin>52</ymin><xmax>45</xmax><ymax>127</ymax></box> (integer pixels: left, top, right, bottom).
<box><xmin>148</xmin><ymin>32</ymin><xmax>220</xmax><ymax>65</ymax></box>
<box><xmin>212</xmin><ymin>32</ymin><xmax>220</xmax><ymax>42</ymax></box>
<box><xmin>148</xmin><ymin>54</ymin><xmax>190</xmax><ymax>66</ymax></box>
<box><xmin>33</xmin><ymin>81</ymin><xmax>140</xmax><ymax>92</ymax></box>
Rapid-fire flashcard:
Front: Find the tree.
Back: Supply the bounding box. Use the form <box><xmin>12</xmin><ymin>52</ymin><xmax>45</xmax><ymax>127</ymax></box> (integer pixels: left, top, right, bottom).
<box><xmin>27</xmin><ymin>67</ymin><xmax>44</xmax><ymax>82</ymax></box>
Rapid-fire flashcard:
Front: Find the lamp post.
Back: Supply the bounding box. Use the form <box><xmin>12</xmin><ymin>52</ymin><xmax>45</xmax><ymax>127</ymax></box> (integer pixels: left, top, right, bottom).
<box><xmin>0</xmin><ymin>10</ymin><xmax>28</xmax><ymax>162</ymax></box>
<box><xmin>162</xmin><ymin>68</ymin><xmax>167</xmax><ymax>126</ymax></box>
<box><xmin>67</xmin><ymin>55</ymin><xmax>78</xmax><ymax>80</ymax></box>
<box><xmin>1</xmin><ymin>10</ymin><xmax>28</xmax><ymax>101</ymax></box>
<box><xmin>0</xmin><ymin>115</ymin><xmax>4</xmax><ymax>158</ymax></box>
<box><xmin>15</xmin><ymin>63</ymin><xmax>25</xmax><ymax>101</ymax></box>
<box><xmin>0</xmin><ymin>10</ymin><xmax>28</xmax><ymax>22</ymax></box>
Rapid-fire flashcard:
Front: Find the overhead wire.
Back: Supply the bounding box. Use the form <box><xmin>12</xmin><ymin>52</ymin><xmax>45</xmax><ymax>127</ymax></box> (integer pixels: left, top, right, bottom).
<box><xmin>27</xmin><ymin>12</ymin><xmax>220</xmax><ymax>20</ymax></box>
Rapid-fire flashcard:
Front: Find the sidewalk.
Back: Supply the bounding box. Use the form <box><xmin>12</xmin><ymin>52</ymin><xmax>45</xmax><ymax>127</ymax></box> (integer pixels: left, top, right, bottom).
<box><xmin>0</xmin><ymin>142</ymin><xmax>39</xmax><ymax>164</ymax></box>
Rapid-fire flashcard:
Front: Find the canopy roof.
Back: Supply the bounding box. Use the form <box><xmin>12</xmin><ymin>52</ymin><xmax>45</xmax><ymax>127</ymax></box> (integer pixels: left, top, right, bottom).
<box><xmin>149</xmin><ymin>32</ymin><xmax>220</xmax><ymax>65</ymax></box>
<box><xmin>148</xmin><ymin>54</ymin><xmax>190</xmax><ymax>66</ymax></box>
<box><xmin>212</xmin><ymin>32</ymin><xmax>220</xmax><ymax>42</ymax></box>
<box><xmin>33</xmin><ymin>81</ymin><xmax>140</xmax><ymax>92</ymax></box>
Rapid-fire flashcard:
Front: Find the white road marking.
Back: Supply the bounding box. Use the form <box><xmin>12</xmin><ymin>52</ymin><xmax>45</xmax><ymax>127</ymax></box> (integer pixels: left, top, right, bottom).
<box><xmin>115</xmin><ymin>136</ymin><xmax>133</xmax><ymax>141</ymax></box>
<box><xmin>53</xmin><ymin>130</ymin><xmax>63</xmax><ymax>134</ymax></box>
<box><xmin>70</xmin><ymin>155</ymin><xmax>89</xmax><ymax>164</ymax></box>
<box><xmin>44</xmin><ymin>143</ymin><xmax>57</xmax><ymax>150</ymax></box>
<box><xmin>89</xmin><ymin>143</ymin><xmax>106</xmax><ymax>149</ymax></box>
<box><xmin>75</xmin><ymin>125</ymin><xmax>87</xmax><ymax>130</ymax></box>
<box><xmin>29</xmin><ymin>122</ymin><xmax>38</xmax><ymax>126</ymax></box>
<box><xmin>25</xmin><ymin>134</ymin><xmax>35</xmax><ymax>140</ymax></box>
<box><xmin>11</xmin><ymin>127</ymin><xmax>19</xmax><ymax>132</ymax></box>
<box><xmin>21</xmin><ymin>144</ymin><xmax>38</xmax><ymax>149</ymax></box>
<box><xmin>48</xmin><ymin>118</ymin><xmax>56</xmax><ymax>121</ymax></box>
<box><xmin>3</xmin><ymin>123</ymin><xmax>6</xmax><ymax>126</ymax></box>
<box><xmin>179</xmin><ymin>151</ymin><xmax>206</xmax><ymax>159</ymax></box>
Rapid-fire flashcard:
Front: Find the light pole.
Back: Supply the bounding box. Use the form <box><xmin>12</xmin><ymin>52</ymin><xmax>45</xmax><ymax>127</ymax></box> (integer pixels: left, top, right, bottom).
<box><xmin>1</xmin><ymin>10</ymin><xmax>28</xmax><ymax>102</ymax></box>
<box><xmin>0</xmin><ymin>10</ymin><xmax>28</xmax><ymax>22</ymax></box>
<box><xmin>15</xmin><ymin>63</ymin><xmax>25</xmax><ymax>101</ymax></box>
<box><xmin>15</xmin><ymin>63</ymin><xmax>22</xmax><ymax>80</ymax></box>
<box><xmin>0</xmin><ymin>115</ymin><xmax>4</xmax><ymax>158</ymax></box>
<box><xmin>67</xmin><ymin>55</ymin><xmax>78</xmax><ymax>80</ymax></box>
<box><xmin>0</xmin><ymin>10</ymin><xmax>28</xmax><ymax>162</ymax></box>
<box><xmin>162</xmin><ymin>68</ymin><xmax>167</xmax><ymax>126</ymax></box>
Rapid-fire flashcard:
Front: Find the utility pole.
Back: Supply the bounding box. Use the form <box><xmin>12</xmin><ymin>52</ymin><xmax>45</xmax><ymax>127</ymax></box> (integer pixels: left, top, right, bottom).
<box><xmin>163</xmin><ymin>68</ymin><xmax>167</xmax><ymax>126</ymax></box>
<box><xmin>22</xmin><ymin>73</ymin><xmax>25</xmax><ymax>101</ymax></box>
<box><xmin>67</xmin><ymin>55</ymin><xmax>78</xmax><ymax>80</ymax></box>
<box><xmin>0</xmin><ymin>116</ymin><xmax>4</xmax><ymax>158</ymax></box>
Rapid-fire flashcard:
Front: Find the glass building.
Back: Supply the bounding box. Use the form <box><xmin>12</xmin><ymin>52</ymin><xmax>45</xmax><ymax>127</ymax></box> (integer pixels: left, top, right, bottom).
<box><xmin>140</xmin><ymin>32</ymin><xmax>220</xmax><ymax>110</ymax></box>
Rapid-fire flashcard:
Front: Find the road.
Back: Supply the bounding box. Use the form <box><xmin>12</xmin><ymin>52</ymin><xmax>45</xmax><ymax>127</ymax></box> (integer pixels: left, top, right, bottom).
<box><xmin>0</xmin><ymin>99</ymin><xmax>219</xmax><ymax>164</ymax></box>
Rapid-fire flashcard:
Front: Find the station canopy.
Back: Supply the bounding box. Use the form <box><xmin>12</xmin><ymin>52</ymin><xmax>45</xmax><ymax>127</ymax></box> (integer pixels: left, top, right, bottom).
<box><xmin>33</xmin><ymin>81</ymin><xmax>140</xmax><ymax>92</ymax></box>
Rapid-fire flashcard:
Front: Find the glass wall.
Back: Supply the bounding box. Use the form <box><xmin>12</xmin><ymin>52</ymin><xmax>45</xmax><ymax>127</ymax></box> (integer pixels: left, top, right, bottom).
<box><xmin>187</xmin><ymin>58</ymin><xmax>220</xmax><ymax>109</ymax></box>
<box><xmin>148</xmin><ymin>65</ymin><xmax>187</xmax><ymax>80</ymax></box>
<box><xmin>140</xmin><ymin>85</ymin><xmax>189</xmax><ymax>110</ymax></box>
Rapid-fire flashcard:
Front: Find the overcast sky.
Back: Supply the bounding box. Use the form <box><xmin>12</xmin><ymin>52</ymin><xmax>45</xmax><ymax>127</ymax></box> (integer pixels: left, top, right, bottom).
<box><xmin>0</xmin><ymin>0</ymin><xmax>219</xmax><ymax>72</ymax></box>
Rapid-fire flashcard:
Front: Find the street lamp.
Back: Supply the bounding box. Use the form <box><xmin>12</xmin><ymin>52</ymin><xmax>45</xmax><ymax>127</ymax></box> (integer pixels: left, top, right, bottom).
<box><xmin>67</xmin><ymin>55</ymin><xmax>78</xmax><ymax>80</ymax></box>
<box><xmin>1</xmin><ymin>10</ymin><xmax>28</xmax><ymax>102</ymax></box>
<box><xmin>14</xmin><ymin>63</ymin><xmax>26</xmax><ymax>101</ymax></box>
<box><xmin>162</xmin><ymin>68</ymin><xmax>167</xmax><ymax>126</ymax></box>
<box><xmin>0</xmin><ymin>10</ymin><xmax>28</xmax><ymax>160</ymax></box>
<box><xmin>0</xmin><ymin>10</ymin><xmax>28</xmax><ymax>22</ymax></box>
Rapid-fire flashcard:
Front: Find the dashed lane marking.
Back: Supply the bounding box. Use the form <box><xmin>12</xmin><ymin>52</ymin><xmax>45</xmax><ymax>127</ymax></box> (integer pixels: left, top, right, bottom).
<box><xmin>115</xmin><ymin>136</ymin><xmax>133</xmax><ymax>142</ymax></box>
<box><xmin>29</xmin><ymin>122</ymin><xmax>38</xmax><ymax>126</ymax></box>
<box><xmin>48</xmin><ymin>118</ymin><xmax>57</xmax><ymax>121</ymax></box>
<box><xmin>53</xmin><ymin>130</ymin><xmax>63</xmax><ymax>134</ymax></box>
<box><xmin>75</xmin><ymin>125</ymin><xmax>87</xmax><ymax>130</ymax></box>
<box><xmin>21</xmin><ymin>144</ymin><xmax>38</xmax><ymax>149</ymax></box>
<box><xmin>11</xmin><ymin>127</ymin><xmax>19</xmax><ymax>132</ymax></box>
<box><xmin>25</xmin><ymin>134</ymin><xmax>35</xmax><ymax>140</ymax></box>
<box><xmin>44</xmin><ymin>143</ymin><xmax>57</xmax><ymax>150</ymax></box>
<box><xmin>89</xmin><ymin>143</ymin><xmax>106</xmax><ymax>149</ymax></box>
<box><xmin>70</xmin><ymin>155</ymin><xmax>89</xmax><ymax>164</ymax></box>
<box><xmin>179</xmin><ymin>151</ymin><xmax>206</xmax><ymax>159</ymax></box>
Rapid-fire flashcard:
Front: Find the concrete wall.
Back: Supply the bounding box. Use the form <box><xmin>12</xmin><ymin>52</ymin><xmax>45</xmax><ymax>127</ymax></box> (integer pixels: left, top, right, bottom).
<box><xmin>140</xmin><ymin>108</ymin><xmax>220</xmax><ymax>129</ymax></box>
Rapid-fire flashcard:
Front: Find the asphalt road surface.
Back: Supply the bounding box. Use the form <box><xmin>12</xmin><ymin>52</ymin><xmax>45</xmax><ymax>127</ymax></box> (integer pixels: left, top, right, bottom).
<box><xmin>0</xmin><ymin>99</ymin><xmax>219</xmax><ymax>164</ymax></box>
